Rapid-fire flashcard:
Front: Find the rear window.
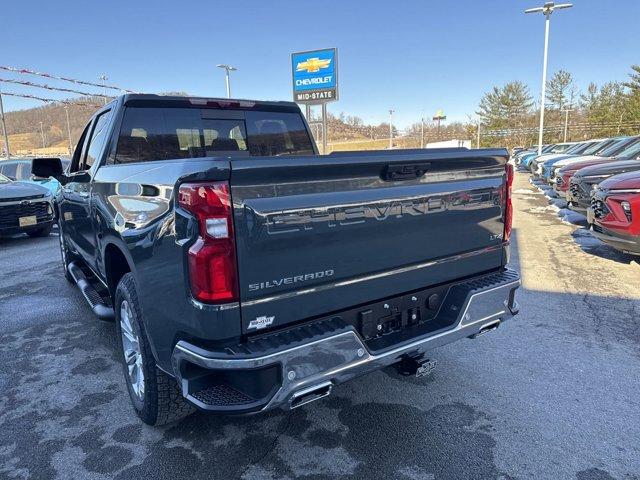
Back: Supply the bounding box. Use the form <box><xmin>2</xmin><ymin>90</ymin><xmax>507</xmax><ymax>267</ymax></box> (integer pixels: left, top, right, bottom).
<box><xmin>115</xmin><ymin>107</ymin><xmax>313</xmax><ymax>164</ymax></box>
<box><xmin>244</xmin><ymin>111</ymin><xmax>314</xmax><ymax>157</ymax></box>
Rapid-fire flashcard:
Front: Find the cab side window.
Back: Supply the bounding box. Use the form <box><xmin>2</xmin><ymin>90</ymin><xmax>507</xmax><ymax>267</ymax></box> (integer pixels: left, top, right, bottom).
<box><xmin>83</xmin><ymin>110</ymin><xmax>112</xmax><ymax>170</ymax></box>
<box><xmin>69</xmin><ymin>122</ymin><xmax>93</xmax><ymax>173</ymax></box>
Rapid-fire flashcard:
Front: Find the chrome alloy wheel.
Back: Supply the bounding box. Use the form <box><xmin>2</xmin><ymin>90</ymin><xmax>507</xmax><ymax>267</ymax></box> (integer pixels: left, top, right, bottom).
<box><xmin>120</xmin><ymin>300</ymin><xmax>145</xmax><ymax>400</ymax></box>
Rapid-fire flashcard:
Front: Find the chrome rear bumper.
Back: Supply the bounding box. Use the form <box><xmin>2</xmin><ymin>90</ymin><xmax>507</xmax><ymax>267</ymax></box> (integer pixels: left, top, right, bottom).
<box><xmin>172</xmin><ymin>269</ymin><xmax>520</xmax><ymax>413</ymax></box>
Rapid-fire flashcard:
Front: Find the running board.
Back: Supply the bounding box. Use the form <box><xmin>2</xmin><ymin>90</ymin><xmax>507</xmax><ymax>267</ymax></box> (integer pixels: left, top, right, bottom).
<box><xmin>68</xmin><ymin>261</ymin><xmax>115</xmax><ymax>321</ymax></box>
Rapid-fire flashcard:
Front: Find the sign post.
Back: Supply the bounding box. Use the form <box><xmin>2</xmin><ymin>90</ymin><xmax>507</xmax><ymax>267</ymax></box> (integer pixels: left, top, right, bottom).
<box><xmin>291</xmin><ymin>48</ymin><xmax>338</xmax><ymax>154</ymax></box>
<box><xmin>432</xmin><ymin>109</ymin><xmax>447</xmax><ymax>139</ymax></box>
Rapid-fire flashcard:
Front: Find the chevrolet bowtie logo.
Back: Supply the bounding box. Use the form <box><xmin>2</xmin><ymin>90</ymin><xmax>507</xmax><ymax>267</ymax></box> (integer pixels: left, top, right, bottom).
<box><xmin>296</xmin><ymin>57</ymin><xmax>331</xmax><ymax>73</ymax></box>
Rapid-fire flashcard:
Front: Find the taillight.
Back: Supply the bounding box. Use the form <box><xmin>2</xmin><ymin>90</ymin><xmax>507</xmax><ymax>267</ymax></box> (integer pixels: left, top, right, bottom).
<box><xmin>504</xmin><ymin>163</ymin><xmax>514</xmax><ymax>241</ymax></box>
<box><xmin>178</xmin><ymin>182</ymin><xmax>238</xmax><ymax>303</ymax></box>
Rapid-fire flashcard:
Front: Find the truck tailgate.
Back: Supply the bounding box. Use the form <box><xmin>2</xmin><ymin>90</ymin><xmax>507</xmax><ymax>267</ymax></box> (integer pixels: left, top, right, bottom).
<box><xmin>230</xmin><ymin>149</ymin><xmax>509</xmax><ymax>333</ymax></box>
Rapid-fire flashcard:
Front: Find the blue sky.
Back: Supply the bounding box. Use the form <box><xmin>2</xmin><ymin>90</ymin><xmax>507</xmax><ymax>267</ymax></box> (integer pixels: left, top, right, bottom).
<box><xmin>2</xmin><ymin>0</ymin><xmax>639</xmax><ymax>128</ymax></box>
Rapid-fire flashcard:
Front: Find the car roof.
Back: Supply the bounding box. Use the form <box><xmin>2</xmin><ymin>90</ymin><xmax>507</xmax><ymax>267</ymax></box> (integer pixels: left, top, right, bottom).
<box><xmin>121</xmin><ymin>94</ymin><xmax>300</xmax><ymax>110</ymax></box>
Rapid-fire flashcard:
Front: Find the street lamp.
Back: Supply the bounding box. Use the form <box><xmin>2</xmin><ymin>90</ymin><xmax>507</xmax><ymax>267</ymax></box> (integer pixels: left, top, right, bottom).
<box><xmin>0</xmin><ymin>88</ymin><xmax>9</xmax><ymax>159</ymax></box>
<box><xmin>99</xmin><ymin>74</ymin><xmax>108</xmax><ymax>105</ymax></box>
<box><xmin>525</xmin><ymin>1</ymin><xmax>573</xmax><ymax>156</ymax></box>
<box><xmin>388</xmin><ymin>109</ymin><xmax>394</xmax><ymax>149</ymax></box>
<box><xmin>39</xmin><ymin>121</ymin><xmax>45</xmax><ymax>148</ymax></box>
<box><xmin>216</xmin><ymin>64</ymin><xmax>237</xmax><ymax>98</ymax></box>
<box><xmin>64</xmin><ymin>105</ymin><xmax>73</xmax><ymax>155</ymax></box>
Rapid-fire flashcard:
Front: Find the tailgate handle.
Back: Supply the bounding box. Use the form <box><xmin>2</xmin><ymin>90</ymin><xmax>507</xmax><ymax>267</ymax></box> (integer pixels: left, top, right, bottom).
<box><xmin>383</xmin><ymin>163</ymin><xmax>430</xmax><ymax>181</ymax></box>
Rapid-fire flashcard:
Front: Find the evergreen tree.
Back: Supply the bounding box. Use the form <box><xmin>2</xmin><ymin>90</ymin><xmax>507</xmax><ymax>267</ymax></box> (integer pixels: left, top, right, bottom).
<box><xmin>476</xmin><ymin>81</ymin><xmax>533</xmax><ymax>129</ymax></box>
<box><xmin>546</xmin><ymin>70</ymin><xmax>575</xmax><ymax>111</ymax></box>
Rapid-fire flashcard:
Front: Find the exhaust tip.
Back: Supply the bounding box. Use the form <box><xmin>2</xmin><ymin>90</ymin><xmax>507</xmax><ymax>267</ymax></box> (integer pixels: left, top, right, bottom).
<box><xmin>469</xmin><ymin>319</ymin><xmax>501</xmax><ymax>339</ymax></box>
<box><xmin>290</xmin><ymin>382</ymin><xmax>333</xmax><ymax>409</ymax></box>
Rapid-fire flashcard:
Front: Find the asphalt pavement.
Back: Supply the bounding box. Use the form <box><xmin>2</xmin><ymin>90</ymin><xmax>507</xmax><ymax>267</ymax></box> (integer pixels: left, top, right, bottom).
<box><xmin>1</xmin><ymin>172</ymin><xmax>639</xmax><ymax>480</ymax></box>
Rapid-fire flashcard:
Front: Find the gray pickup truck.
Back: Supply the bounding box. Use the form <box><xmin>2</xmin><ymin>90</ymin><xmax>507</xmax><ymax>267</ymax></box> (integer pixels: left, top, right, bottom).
<box><xmin>33</xmin><ymin>94</ymin><xmax>520</xmax><ymax>425</ymax></box>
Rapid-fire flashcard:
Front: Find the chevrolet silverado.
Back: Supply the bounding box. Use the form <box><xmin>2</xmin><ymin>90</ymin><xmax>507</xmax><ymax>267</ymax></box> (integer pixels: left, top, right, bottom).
<box><xmin>33</xmin><ymin>94</ymin><xmax>520</xmax><ymax>425</ymax></box>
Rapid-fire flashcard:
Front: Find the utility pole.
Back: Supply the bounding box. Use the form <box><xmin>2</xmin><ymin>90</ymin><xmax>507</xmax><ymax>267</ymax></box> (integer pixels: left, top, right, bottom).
<box><xmin>64</xmin><ymin>105</ymin><xmax>73</xmax><ymax>155</ymax></box>
<box><xmin>99</xmin><ymin>74</ymin><xmax>108</xmax><ymax>104</ymax></box>
<box><xmin>420</xmin><ymin>116</ymin><xmax>425</xmax><ymax>148</ymax></box>
<box><xmin>388</xmin><ymin>109</ymin><xmax>394</xmax><ymax>149</ymax></box>
<box><xmin>39</xmin><ymin>121</ymin><xmax>45</xmax><ymax>148</ymax></box>
<box><xmin>321</xmin><ymin>103</ymin><xmax>328</xmax><ymax>154</ymax></box>
<box><xmin>525</xmin><ymin>2</ymin><xmax>573</xmax><ymax>156</ymax></box>
<box><xmin>216</xmin><ymin>64</ymin><xmax>237</xmax><ymax>98</ymax></box>
<box><xmin>617</xmin><ymin>112</ymin><xmax>624</xmax><ymax>135</ymax></box>
<box><xmin>0</xmin><ymin>89</ymin><xmax>10</xmax><ymax>159</ymax></box>
<box><xmin>561</xmin><ymin>107</ymin><xmax>573</xmax><ymax>142</ymax></box>
<box><xmin>477</xmin><ymin>121</ymin><xmax>481</xmax><ymax>148</ymax></box>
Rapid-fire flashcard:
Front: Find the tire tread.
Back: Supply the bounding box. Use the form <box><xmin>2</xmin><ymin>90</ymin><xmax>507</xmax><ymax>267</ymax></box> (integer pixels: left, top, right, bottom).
<box><xmin>115</xmin><ymin>273</ymin><xmax>195</xmax><ymax>426</ymax></box>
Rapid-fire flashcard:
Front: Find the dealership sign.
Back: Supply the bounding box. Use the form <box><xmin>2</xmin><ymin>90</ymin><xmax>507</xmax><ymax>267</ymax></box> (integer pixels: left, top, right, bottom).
<box><xmin>291</xmin><ymin>48</ymin><xmax>338</xmax><ymax>104</ymax></box>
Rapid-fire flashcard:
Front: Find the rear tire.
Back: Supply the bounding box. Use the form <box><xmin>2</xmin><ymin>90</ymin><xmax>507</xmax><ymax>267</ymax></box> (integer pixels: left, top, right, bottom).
<box><xmin>27</xmin><ymin>223</ymin><xmax>53</xmax><ymax>238</ymax></box>
<box><xmin>114</xmin><ymin>273</ymin><xmax>195</xmax><ymax>426</ymax></box>
<box><xmin>57</xmin><ymin>219</ymin><xmax>74</xmax><ymax>283</ymax></box>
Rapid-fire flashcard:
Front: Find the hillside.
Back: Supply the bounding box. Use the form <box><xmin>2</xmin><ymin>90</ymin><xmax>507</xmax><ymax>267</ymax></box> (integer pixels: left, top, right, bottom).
<box><xmin>1</xmin><ymin>96</ymin><xmax>104</xmax><ymax>155</ymax></box>
<box><xmin>1</xmin><ymin>96</ymin><xmax>460</xmax><ymax>156</ymax></box>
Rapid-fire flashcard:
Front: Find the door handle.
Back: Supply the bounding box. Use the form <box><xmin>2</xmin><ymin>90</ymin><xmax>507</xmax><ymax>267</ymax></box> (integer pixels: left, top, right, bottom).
<box><xmin>382</xmin><ymin>163</ymin><xmax>431</xmax><ymax>181</ymax></box>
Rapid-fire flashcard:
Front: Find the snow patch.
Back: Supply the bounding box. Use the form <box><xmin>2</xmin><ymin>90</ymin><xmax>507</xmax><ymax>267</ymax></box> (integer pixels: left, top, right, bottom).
<box><xmin>558</xmin><ymin>208</ymin><xmax>588</xmax><ymax>226</ymax></box>
<box><xmin>528</xmin><ymin>205</ymin><xmax>560</xmax><ymax>214</ymax></box>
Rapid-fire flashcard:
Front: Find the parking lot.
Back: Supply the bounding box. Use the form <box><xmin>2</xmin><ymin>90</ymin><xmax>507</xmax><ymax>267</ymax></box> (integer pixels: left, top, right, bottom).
<box><xmin>0</xmin><ymin>171</ymin><xmax>639</xmax><ymax>480</ymax></box>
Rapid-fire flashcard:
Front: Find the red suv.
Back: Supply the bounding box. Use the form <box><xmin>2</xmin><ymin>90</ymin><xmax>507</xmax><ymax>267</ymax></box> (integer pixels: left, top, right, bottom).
<box><xmin>589</xmin><ymin>170</ymin><xmax>640</xmax><ymax>255</ymax></box>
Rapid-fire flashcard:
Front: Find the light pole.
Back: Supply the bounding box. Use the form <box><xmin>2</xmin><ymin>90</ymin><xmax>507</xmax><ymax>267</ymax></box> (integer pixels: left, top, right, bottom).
<box><xmin>0</xmin><ymin>89</ymin><xmax>10</xmax><ymax>159</ymax></box>
<box><xmin>64</xmin><ymin>105</ymin><xmax>73</xmax><ymax>155</ymax></box>
<box><xmin>525</xmin><ymin>2</ymin><xmax>573</xmax><ymax>156</ymax></box>
<box><xmin>39</xmin><ymin>121</ymin><xmax>45</xmax><ymax>148</ymax></box>
<box><xmin>99</xmin><ymin>74</ymin><xmax>108</xmax><ymax>104</ymax></box>
<box><xmin>477</xmin><ymin>121</ymin><xmax>481</xmax><ymax>149</ymax></box>
<box><xmin>561</xmin><ymin>107</ymin><xmax>573</xmax><ymax>142</ymax></box>
<box><xmin>420</xmin><ymin>116</ymin><xmax>425</xmax><ymax>148</ymax></box>
<box><xmin>216</xmin><ymin>64</ymin><xmax>237</xmax><ymax>98</ymax></box>
<box><xmin>388</xmin><ymin>109</ymin><xmax>394</xmax><ymax>149</ymax></box>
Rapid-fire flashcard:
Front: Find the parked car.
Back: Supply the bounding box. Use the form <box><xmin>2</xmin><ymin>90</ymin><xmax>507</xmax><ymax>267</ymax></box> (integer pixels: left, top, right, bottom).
<box><xmin>529</xmin><ymin>141</ymin><xmax>597</xmax><ymax>176</ymax></box>
<box><xmin>537</xmin><ymin>139</ymin><xmax>614</xmax><ymax>181</ymax></box>
<box><xmin>515</xmin><ymin>144</ymin><xmax>550</xmax><ymax>167</ymax></box>
<box><xmin>33</xmin><ymin>94</ymin><xmax>520</xmax><ymax>426</ymax></box>
<box><xmin>518</xmin><ymin>143</ymin><xmax>572</xmax><ymax>168</ymax></box>
<box><xmin>0</xmin><ymin>172</ymin><xmax>55</xmax><ymax>237</ymax></box>
<box><xmin>588</xmin><ymin>170</ymin><xmax>640</xmax><ymax>256</ymax></box>
<box><xmin>551</xmin><ymin>137</ymin><xmax>639</xmax><ymax>197</ymax></box>
<box><xmin>0</xmin><ymin>157</ymin><xmax>70</xmax><ymax>194</ymax></box>
<box><xmin>545</xmin><ymin>137</ymin><xmax>631</xmax><ymax>185</ymax></box>
<box><xmin>567</xmin><ymin>138</ymin><xmax>640</xmax><ymax>212</ymax></box>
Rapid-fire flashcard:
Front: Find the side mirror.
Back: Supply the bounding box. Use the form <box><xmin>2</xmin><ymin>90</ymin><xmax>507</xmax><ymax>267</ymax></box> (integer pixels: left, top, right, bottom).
<box><xmin>32</xmin><ymin>157</ymin><xmax>64</xmax><ymax>180</ymax></box>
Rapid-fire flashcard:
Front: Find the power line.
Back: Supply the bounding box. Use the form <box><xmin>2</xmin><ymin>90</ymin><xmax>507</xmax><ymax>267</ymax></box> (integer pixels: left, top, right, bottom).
<box><xmin>0</xmin><ymin>77</ymin><xmax>109</xmax><ymax>98</ymax></box>
<box><xmin>0</xmin><ymin>66</ymin><xmax>135</xmax><ymax>92</ymax></box>
<box><xmin>0</xmin><ymin>91</ymin><xmax>102</xmax><ymax>108</ymax></box>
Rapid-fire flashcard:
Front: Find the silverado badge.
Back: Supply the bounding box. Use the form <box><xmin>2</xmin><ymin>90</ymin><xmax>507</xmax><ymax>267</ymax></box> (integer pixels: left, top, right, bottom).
<box><xmin>248</xmin><ymin>315</ymin><xmax>275</xmax><ymax>330</ymax></box>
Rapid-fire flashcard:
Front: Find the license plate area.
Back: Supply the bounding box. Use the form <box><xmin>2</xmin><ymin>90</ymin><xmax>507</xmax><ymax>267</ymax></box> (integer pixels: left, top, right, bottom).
<box><xmin>351</xmin><ymin>284</ymin><xmax>452</xmax><ymax>343</ymax></box>
<box><xmin>19</xmin><ymin>216</ymin><xmax>37</xmax><ymax>227</ymax></box>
